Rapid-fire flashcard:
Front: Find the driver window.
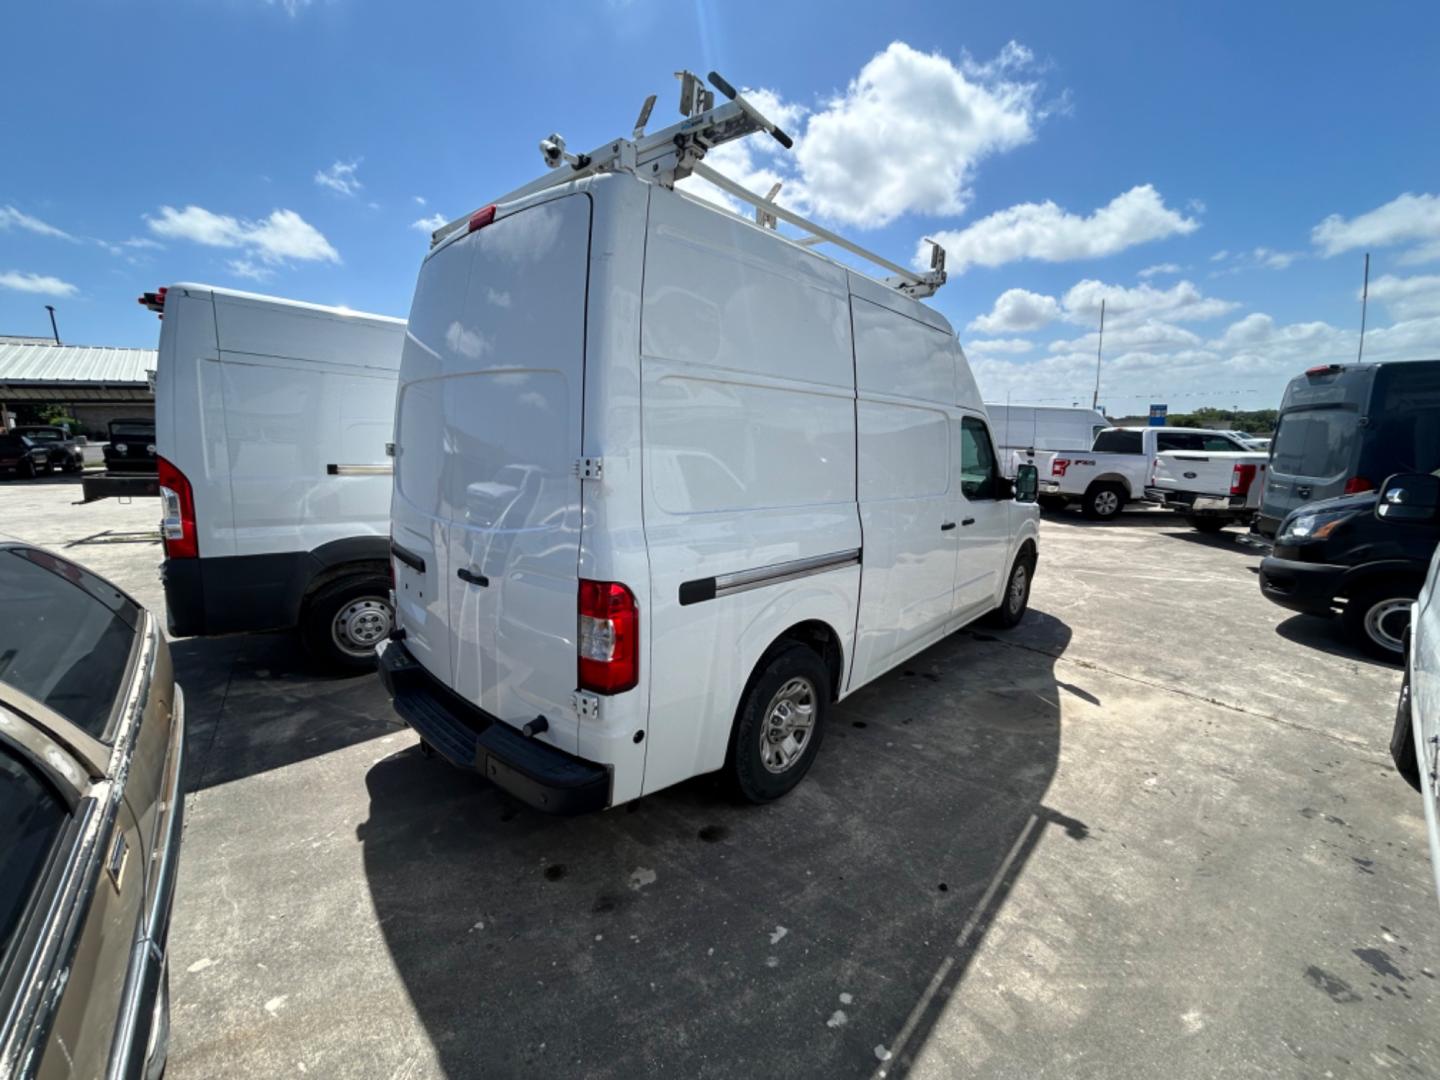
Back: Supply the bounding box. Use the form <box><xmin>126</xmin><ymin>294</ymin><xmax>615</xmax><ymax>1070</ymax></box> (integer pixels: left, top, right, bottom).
<box><xmin>961</xmin><ymin>416</ymin><xmax>999</xmax><ymax>500</ymax></box>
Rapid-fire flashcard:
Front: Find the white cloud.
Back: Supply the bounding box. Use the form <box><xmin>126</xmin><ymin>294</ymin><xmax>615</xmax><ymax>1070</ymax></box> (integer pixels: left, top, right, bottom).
<box><xmin>315</xmin><ymin>159</ymin><xmax>362</xmax><ymax>197</ymax></box>
<box><xmin>682</xmin><ymin>41</ymin><xmax>1045</xmax><ymax>229</ymax></box>
<box><xmin>268</xmin><ymin>0</ymin><xmax>313</xmax><ymax>15</ymax></box>
<box><xmin>967</xmin><ymin>288</ymin><xmax>1061</xmax><ymax>334</ymax></box>
<box><xmin>1361</xmin><ymin>274</ymin><xmax>1440</xmax><ymax>321</ymax></box>
<box><xmin>122</xmin><ymin>237</ymin><xmax>162</xmax><ymax>250</ymax></box>
<box><xmin>1060</xmin><ymin>278</ymin><xmax>1238</xmax><ymax>327</ymax></box>
<box><xmin>413</xmin><ymin>195</ymin><xmax>427</xmax><ymax>206</ymax></box>
<box><xmin>147</xmin><ymin>205</ymin><xmax>340</xmax><ymax>266</ymax></box>
<box><xmin>0</xmin><ymin>271</ymin><xmax>78</xmax><ymax>297</ymax></box>
<box><xmin>926</xmin><ymin>185</ymin><xmax>1198</xmax><ymax>273</ymax></box>
<box><xmin>1253</xmin><ymin>247</ymin><xmax>1297</xmax><ymax>270</ymax></box>
<box><xmin>411</xmin><ymin>213</ymin><xmax>448</xmax><ymax>233</ymax></box>
<box><xmin>1313</xmin><ymin>193</ymin><xmax>1440</xmax><ymax>264</ymax></box>
<box><xmin>964</xmin><ymin>337</ymin><xmax>1034</xmax><ymax>356</ymax></box>
<box><xmin>0</xmin><ymin>206</ymin><xmax>73</xmax><ymax>241</ymax></box>
<box><xmin>1209</xmin><ymin>250</ymin><xmax>1229</xmax><ymax>262</ymax></box>
<box><xmin>1209</xmin><ymin>247</ymin><xmax>1300</xmax><ymax>275</ymax></box>
<box><xmin>227</xmin><ymin>258</ymin><xmax>272</xmax><ymax>282</ymax></box>
<box><xmin>1049</xmin><ymin>319</ymin><xmax>1203</xmax><ymax>354</ymax></box>
<box><xmin>1138</xmin><ymin>263</ymin><xmax>1181</xmax><ymax>279</ymax></box>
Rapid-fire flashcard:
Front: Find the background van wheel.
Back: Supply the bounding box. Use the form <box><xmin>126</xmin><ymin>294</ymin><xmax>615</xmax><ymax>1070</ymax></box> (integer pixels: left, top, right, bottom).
<box><xmin>1187</xmin><ymin>516</ymin><xmax>1226</xmax><ymax>534</ymax></box>
<box><xmin>983</xmin><ymin>550</ymin><xmax>1035</xmax><ymax>629</ymax></box>
<box><xmin>1037</xmin><ymin>495</ymin><xmax>1068</xmax><ymax>513</ymax></box>
<box><xmin>1391</xmin><ymin>670</ymin><xmax>1421</xmax><ymax>791</ymax></box>
<box><xmin>1081</xmin><ymin>483</ymin><xmax>1126</xmax><ymax>521</ymax></box>
<box><xmin>1342</xmin><ymin>582</ymin><xmax>1414</xmax><ymax>663</ymax></box>
<box><xmin>727</xmin><ymin>645</ymin><xmax>830</xmax><ymax>804</ymax></box>
<box><xmin>301</xmin><ymin>573</ymin><xmax>394</xmax><ymax>673</ymax></box>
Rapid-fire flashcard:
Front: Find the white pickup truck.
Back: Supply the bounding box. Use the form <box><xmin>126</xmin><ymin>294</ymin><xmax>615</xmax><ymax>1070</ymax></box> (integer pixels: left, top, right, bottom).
<box><xmin>1037</xmin><ymin>426</ymin><xmax>1257</xmax><ymax>520</ymax></box>
<box><xmin>1144</xmin><ymin>449</ymin><xmax>1270</xmax><ymax>532</ymax></box>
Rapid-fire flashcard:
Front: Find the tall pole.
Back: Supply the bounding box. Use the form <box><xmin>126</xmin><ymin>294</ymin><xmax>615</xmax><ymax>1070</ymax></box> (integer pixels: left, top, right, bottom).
<box><xmin>1091</xmin><ymin>298</ymin><xmax>1105</xmax><ymax>411</ymax></box>
<box><xmin>1356</xmin><ymin>253</ymin><xmax>1370</xmax><ymax>363</ymax></box>
<box><xmin>45</xmin><ymin>305</ymin><xmax>60</xmax><ymax>345</ymax></box>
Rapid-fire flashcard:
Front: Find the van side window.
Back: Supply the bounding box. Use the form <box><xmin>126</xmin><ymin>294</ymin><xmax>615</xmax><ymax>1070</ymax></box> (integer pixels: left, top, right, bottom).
<box><xmin>960</xmin><ymin>417</ymin><xmax>1000</xmax><ymax>500</ymax></box>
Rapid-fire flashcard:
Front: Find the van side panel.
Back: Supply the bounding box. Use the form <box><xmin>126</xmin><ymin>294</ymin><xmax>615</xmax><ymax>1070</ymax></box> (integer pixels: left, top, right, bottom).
<box><xmin>640</xmin><ymin>186</ymin><xmax>861</xmax><ymax>795</ymax></box>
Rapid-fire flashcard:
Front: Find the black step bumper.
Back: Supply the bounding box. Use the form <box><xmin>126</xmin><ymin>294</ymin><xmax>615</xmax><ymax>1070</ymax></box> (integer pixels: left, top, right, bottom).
<box><xmin>376</xmin><ymin>640</ymin><xmax>611</xmax><ymax>815</ymax></box>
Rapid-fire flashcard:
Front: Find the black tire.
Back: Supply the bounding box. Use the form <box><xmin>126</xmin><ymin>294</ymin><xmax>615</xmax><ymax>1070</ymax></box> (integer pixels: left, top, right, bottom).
<box><xmin>1391</xmin><ymin>668</ymin><xmax>1422</xmax><ymax>792</ymax></box>
<box><xmin>983</xmin><ymin>548</ymin><xmax>1036</xmax><ymax>629</ymax></box>
<box><xmin>1081</xmin><ymin>482</ymin><xmax>1126</xmax><ymax>521</ymax></box>
<box><xmin>1187</xmin><ymin>516</ymin><xmax>1227</xmax><ymax>534</ymax></box>
<box><xmin>1342</xmin><ymin>581</ymin><xmax>1416</xmax><ymax>663</ymax></box>
<box><xmin>1037</xmin><ymin>495</ymin><xmax>1068</xmax><ymax>513</ymax></box>
<box><xmin>726</xmin><ymin>645</ymin><xmax>830</xmax><ymax>804</ymax></box>
<box><xmin>18</xmin><ymin>459</ymin><xmax>36</xmax><ymax>479</ymax></box>
<box><xmin>41</xmin><ymin>461</ymin><xmax>55</xmax><ymax>476</ymax></box>
<box><xmin>63</xmin><ymin>459</ymin><xmax>83</xmax><ymax>474</ymax></box>
<box><xmin>300</xmin><ymin>573</ymin><xmax>394</xmax><ymax>673</ymax></box>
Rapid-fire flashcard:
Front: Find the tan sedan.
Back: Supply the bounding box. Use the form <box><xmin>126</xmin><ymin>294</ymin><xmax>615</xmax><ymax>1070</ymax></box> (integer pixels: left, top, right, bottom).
<box><xmin>0</xmin><ymin>540</ymin><xmax>185</xmax><ymax>1080</ymax></box>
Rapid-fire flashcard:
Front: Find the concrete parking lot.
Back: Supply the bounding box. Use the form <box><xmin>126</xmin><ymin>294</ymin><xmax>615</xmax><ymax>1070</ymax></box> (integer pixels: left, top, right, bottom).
<box><xmin>4</xmin><ymin>478</ymin><xmax>1435</xmax><ymax>1079</ymax></box>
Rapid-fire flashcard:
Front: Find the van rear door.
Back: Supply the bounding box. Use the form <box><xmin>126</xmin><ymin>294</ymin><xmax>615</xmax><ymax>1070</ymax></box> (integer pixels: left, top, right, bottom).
<box><xmin>1267</xmin><ymin>405</ymin><xmax>1360</xmax><ymax>520</ymax></box>
<box><xmin>394</xmin><ymin>194</ymin><xmax>591</xmax><ymax>754</ymax></box>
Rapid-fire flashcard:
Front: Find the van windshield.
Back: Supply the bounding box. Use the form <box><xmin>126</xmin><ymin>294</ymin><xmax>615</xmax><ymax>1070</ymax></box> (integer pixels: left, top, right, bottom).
<box><xmin>1271</xmin><ymin>407</ymin><xmax>1356</xmax><ymax>477</ymax></box>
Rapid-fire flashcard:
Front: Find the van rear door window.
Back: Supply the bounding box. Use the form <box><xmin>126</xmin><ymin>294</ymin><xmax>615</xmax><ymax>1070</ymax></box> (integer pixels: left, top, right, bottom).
<box><xmin>1271</xmin><ymin>408</ymin><xmax>1357</xmax><ymax>477</ymax></box>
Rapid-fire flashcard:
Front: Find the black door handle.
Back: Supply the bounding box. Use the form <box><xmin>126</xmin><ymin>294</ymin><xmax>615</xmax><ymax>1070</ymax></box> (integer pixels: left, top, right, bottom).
<box><xmin>940</xmin><ymin>522</ymin><xmax>957</xmax><ymax>531</ymax></box>
<box><xmin>961</xmin><ymin>518</ymin><xmax>976</xmax><ymax>526</ymax></box>
<box><xmin>457</xmin><ymin>567</ymin><xmax>489</xmax><ymax>587</ymax></box>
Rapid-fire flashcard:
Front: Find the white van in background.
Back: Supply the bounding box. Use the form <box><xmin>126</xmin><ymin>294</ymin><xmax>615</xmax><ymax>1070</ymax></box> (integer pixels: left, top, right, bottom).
<box><xmin>985</xmin><ymin>404</ymin><xmax>1110</xmax><ymax>479</ymax></box>
<box><xmin>377</xmin><ymin>76</ymin><xmax>1042</xmax><ymax>813</ymax></box>
<box><xmin>147</xmin><ymin>284</ymin><xmax>406</xmax><ymax>670</ymax></box>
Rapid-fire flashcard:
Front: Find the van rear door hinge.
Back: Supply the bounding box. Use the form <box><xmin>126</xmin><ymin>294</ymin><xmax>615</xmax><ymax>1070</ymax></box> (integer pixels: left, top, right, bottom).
<box><xmin>575</xmin><ymin>457</ymin><xmax>604</xmax><ymax>480</ymax></box>
<box><xmin>573</xmin><ymin>691</ymin><xmax>600</xmax><ymax>720</ymax></box>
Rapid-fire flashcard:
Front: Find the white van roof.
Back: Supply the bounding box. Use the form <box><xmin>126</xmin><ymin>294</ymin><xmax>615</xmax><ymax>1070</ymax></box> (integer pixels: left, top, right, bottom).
<box><xmin>168</xmin><ymin>283</ymin><xmax>406</xmax><ymax>328</ymax></box>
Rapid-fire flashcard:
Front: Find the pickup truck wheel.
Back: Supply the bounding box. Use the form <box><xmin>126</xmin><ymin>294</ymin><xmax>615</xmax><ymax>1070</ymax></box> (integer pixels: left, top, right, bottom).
<box><xmin>18</xmin><ymin>459</ymin><xmax>36</xmax><ymax>479</ymax></box>
<box><xmin>1391</xmin><ymin>669</ymin><xmax>1421</xmax><ymax>792</ymax></box>
<box><xmin>1037</xmin><ymin>495</ymin><xmax>1068</xmax><ymax>513</ymax></box>
<box><xmin>1187</xmin><ymin>516</ymin><xmax>1226</xmax><ymax>534</ymax></box>
<box><xmin>1081</xmin><ymin>483</ymin><xmax>1125</xmax><ymax>521</ymax></box>
<box><xmin>63</xmin><ymin>459</ymin><xmax>83</xmax><ymax>474</ymax></box>
<box><xmin>727</xmin><ymin>646</ymin><xmax>829</xmax><ymax>804</ymax></box>
<box><xmin>301</xmin><ymin>574</ymin><xmax>394</xmax><ymax>673</ymax></box>
<box><xmin>41</xmin><ymin>461</ymin><xmax>55</xmax><ymax>475</ymax></box>
<box><xmin>1342</xmin><ymin>583</ymin><xmax>1414</xmax><ymax>663</ymax></box>
<box><xmin>983</xmin><ymin>551</ymin><xmax>1035</xmax><ymax>629</ymax></box>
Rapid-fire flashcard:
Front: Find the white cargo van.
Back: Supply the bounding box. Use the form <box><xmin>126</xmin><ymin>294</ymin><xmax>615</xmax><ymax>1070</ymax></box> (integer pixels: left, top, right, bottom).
<box><xmin>984</xmin><ymin>404</ymin><xmax>1109</xmax><ymax>479</ymax></box>
<box><xmin>148</xmin><ymin>284</ymin><xmax>406</xmax><ymax>669</ymax></box>
<box><xmin>376</xmin><ymin>74</ymin><xmax>1042</xmax><ymax>811</ymax></box>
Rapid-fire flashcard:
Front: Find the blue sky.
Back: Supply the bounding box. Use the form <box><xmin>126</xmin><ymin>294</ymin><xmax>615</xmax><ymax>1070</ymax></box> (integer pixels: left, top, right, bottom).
<box><xmin>3</xmin><ymin>0</ymin><xmax>1438</xmax><ymax>412</ymax></box>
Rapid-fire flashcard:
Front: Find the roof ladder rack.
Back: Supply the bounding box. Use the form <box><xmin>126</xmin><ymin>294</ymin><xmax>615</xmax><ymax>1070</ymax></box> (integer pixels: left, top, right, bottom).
<box><xmin>433</xmin><ymin>70</ymin><xmax>947</xmax><ymax>300</ymax></box>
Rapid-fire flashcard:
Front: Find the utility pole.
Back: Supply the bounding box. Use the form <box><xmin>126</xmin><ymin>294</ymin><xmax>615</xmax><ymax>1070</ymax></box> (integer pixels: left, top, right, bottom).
<box><xmin>45</xmin><ymin>305</ymin><xmax>60</xmax><ymax>345</ymax></box>
<box><xmin>1091</xmin><ymin>298</ymin><xmax>1105</xmax><ymax>411</ymax></box>
<box><xmin>1356</xmin><ymin>253</ymin><xmax>1370</xmax><ymax>363</ymax></box>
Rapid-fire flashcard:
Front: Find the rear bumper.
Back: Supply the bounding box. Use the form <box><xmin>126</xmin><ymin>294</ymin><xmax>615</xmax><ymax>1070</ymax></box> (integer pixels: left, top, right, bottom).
<box><xmin>1145</xmin><ymin>488</ymin><xmax>1251</xmax><ymax>515</ymax></box>
<box><xmin>1038</xmin><ymin>480</ymin><xmax>1063</xmax><ymax>495</ymax></box>
<box><xmin>1255</xmin><ymin>513</ymin><xmax>1284</xmax><ymax>540</ymax></box>
<box><xmin>377</xmin><ymin>640</ymin><xmax>611</xmax><ymax>815</ymax></box>
<box><xmin>1258</xmin><ymin>555</ymin><xmax>1344</xmax><ymax>616</ymax></box>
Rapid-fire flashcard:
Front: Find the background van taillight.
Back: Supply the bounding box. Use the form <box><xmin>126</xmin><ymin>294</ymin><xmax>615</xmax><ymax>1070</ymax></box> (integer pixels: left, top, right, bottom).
<box><xmin>1343</xmin><ymin>476</ymin><xmax>1374</xmax><ymax>495</ymax></box>
<box><xmin>578</xmin><ymin>580</ymin><xmax>638</xmax><ymax>694</ymax></box>
<box><xmin>1230</xmin><ymin>463</ymin><xmax>1258</xmax><ymax>496</ymax></box>
<box><xmin>157</xmin><ymin>456</ymin><xmax>198</xmax><ymax>559</ymax></box>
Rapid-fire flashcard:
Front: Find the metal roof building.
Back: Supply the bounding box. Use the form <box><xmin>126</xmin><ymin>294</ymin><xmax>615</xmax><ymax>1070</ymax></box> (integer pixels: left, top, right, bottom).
<box><xmin>0</xmin><ymin>336</ymin><xmax>156</xmax><ymax>402</ymax></box>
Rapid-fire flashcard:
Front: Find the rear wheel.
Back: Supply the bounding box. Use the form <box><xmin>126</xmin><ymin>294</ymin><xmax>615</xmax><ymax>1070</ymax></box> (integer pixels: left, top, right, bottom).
<box><xmin>1391</xmin><ymin>669</ymin><xmax>1421</xmax><ymax>791</ymax></box>
<box><xmin>1342</xmin><ymin>582</ymin><xmax>1415</xmax><ymax>663</ymax></box>
<box><xmin>301</xmin><ymin>573</ymin><xmax>394</xmax><ymax>673</ymax></box>
<box><xmin>983</xmin><ymin>550</ymin><xmax>1035</xmax><ymax>629</ymax></box>
<box><xmin>1187</xmin><ymin>516</ymin><xmax>1227</xmax><ymax>534</ymax></box>
<box><xmin>727</xmin><ymin>646</ymin><xmax>829</xmax><ymax>804</ymax></box>
<box><xmin>1081</xmin><ymin>483</ymin><xmax>1126</xmax><ymax>521</ymax></box>
<box><xmin>18</xmin><ymin>459</ymin><xmax>36</xmax><ymax>479</ymax></box>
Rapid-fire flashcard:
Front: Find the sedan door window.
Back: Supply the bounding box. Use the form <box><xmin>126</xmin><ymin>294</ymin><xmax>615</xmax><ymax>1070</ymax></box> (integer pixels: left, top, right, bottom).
<box><xmin>0</xmin><ymin>747</ymin><xmax>69</xmax><ymax>965</ymax></box>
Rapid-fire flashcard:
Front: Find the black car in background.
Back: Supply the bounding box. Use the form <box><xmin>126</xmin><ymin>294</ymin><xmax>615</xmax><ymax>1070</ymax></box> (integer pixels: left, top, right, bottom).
<box><xmin>14</xmin><ymin>425</ymin><xmax>84</xmax><ymax>473</ymax></box>
<box><xmin>101</xmin><ymin>418</ymin><xmax>158</xmax><ymax>474</ymax></box>
<box><xmin>0</xmin><ymin>433</ymin><xmax>51</xmax><ymax>479</ymax></box>
<box><xmin>1259</xmin><ymin>473</ymin><xmax>1440</xmax><ymax>661</ymax></box>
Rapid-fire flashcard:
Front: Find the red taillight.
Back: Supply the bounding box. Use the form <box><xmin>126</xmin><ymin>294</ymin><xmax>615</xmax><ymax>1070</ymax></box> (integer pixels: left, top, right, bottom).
<box><xmin>1343</xmin><ymin>476</ymin><xmax>1374</xmax><ymax>494</ymax></box>
<box><xmin>1230</xmin><ymin>463</ymin><xmax>1258</xmax><ymax>496</ymax></box>
<box><xmin>468</xmin><ymin>205</ymin><xmax>497</xmax><ymax>233</ymax></box>
<box><xmin>157</xmin><ymin>456</ymin><xmax>197</xmax><ymax>559</ymax></box>
<box><xmin>1051</xmin><ymin>458</ymin><xmax>1070</xmax><ymax>477</ymax></box>
<box><xmin>578</xmin><ymin>579</ymin><xmax>638</xmax><ymax>695</ymax></box>
<box><xmin>138</xmin><ymin>287</ymin><xmax>167</xmax><ymax>316</ymax></box>
<box><xmin>1305</xmin><ymin>363</ymin><xmax>1342</xmax><ymax>376</ymax></box>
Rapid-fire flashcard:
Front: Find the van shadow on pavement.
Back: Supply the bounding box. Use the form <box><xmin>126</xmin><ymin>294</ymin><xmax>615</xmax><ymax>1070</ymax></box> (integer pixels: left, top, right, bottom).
<box><xmin>360</xmin><ymin>611</ymin><xmax>1074</xmax><ymax>1078</ymax></box>
<box><xmin>171</xmin><ymin>631</ymin><xmax>403</xmax><ymax>792</ymax></box>
<box><xmin>1273</xmin><ymin>612</ymin><xmax>1399</xmax><ymax>669</ymax></box>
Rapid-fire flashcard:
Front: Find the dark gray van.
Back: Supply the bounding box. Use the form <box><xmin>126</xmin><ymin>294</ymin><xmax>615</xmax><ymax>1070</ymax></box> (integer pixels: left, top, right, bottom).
<box><xmin>1257</xmin><ymin>359</ymin><xmax>1440</xmax><ymax>538</ymax></box>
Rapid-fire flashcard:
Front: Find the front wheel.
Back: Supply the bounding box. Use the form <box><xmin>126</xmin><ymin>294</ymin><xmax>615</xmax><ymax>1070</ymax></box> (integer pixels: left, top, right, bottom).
<box><xmin>727</xmin><ymin>645</ymin><xmax>830</xmax><ymax>804</ymax></box>
<box><xmin>1391</xmin><ymin>669</ymin><xmax>1421</xmax><ymax>791</ymax></box>
<box><xmin>983</xmin><ymin>551</ymin><xmax>1035</xmax><ymax>629</ymax></box>
<box><xmin>1081</xmin><ymin>483</ymin><xmax>1126</xmax><ymax>521</ymax></box>
<box><xmin>1187</xmin><ymin>516</ymin><xmax>1227</xmax><ymax>534</ymax></box>
<box><xmin>301</xmin><ymin>573</ymin><xmax>394</xmax><ymax>673</ymax></box>
<box><xmin>19</xmin><ymin>459</ymin><xmax>36</xmax><ymax>479</ymax></box>
<box><xmin>1342</xmin><ymin>582</ymin><xmax>1415</xmax><ymax>663</ymax></box>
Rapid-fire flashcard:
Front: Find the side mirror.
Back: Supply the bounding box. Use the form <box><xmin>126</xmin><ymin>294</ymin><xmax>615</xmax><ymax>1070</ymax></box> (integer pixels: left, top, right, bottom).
<box><xmin>1376</xmin><ymin>472</ymin><xmax>1440</xmax><ymax>523</ymax></box>
<box><xmin>1015</xmin><ymin>463</ymin><xmax>1039</xmax><ymax>504</ymax></box>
